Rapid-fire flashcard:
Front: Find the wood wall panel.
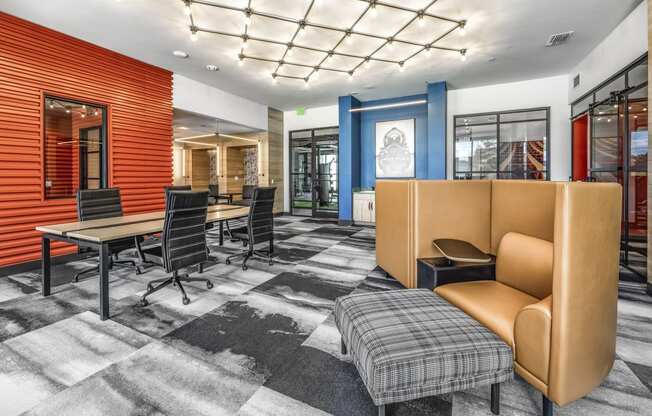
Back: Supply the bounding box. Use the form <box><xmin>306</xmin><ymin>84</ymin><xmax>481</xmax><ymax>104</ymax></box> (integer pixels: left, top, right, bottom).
<box><xmin>267</xmin><ymin>108</ymin><xmax>284</xmax><ymax>213</ymax></box>
<box><xmin>191</xmin><ymin>149</ymin><xmax>210</xmax><ymax>190</ymax></box>
<box><xmin>0</xmin><ymin>12</ymin><xmax>173</xmax><ymax>266</ymax></box>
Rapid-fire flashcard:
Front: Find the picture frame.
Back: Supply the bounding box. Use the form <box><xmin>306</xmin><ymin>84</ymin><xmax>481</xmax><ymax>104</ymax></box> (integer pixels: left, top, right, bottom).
<box><xmin>375</xmin><ymin>118</ymin><xmax>416</xmax><ymax>178</ymax></box>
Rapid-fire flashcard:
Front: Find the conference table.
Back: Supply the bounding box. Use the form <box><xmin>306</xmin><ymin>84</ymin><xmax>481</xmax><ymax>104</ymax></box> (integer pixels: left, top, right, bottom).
<box><xmin>35</xmin><ymin>204</ymin><xmax>249</xmax><ymax>321</ymax></box>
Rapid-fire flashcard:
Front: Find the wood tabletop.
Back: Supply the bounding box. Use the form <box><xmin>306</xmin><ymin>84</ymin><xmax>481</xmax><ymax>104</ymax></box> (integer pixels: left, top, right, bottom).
<box><xmin>36</xmin><ymin>205</ymin><xmax>249</xmax><ymax>243</ymax></box>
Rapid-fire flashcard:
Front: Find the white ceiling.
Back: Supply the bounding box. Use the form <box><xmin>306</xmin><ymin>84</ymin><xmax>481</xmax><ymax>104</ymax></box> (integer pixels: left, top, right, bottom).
<box><xmin>0</xmin><ymin>0</ymin><xmax>643</xmax><ymax>110</ymax></box>
<box><xmin>173</xmin><ymin>109</ymin><xmax>259</xmax><ymax>139</ymax></box>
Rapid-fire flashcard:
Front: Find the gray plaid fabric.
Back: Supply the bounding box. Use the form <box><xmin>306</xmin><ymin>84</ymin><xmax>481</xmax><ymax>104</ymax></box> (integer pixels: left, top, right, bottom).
<box><xmin>334</xmin><ymin>289</ymin><xmax>513</xmax><ymax>405</ymax></box>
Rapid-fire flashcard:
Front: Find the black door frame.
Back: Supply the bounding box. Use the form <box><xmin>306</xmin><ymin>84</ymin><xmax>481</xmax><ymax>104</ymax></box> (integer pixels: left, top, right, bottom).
<box><xmin>588</xmin><ymin>84</ymin><xmax>648</xmax><ymax>277</ymax></box>
<box><xmin>289</xmin><ymin>126</ymin><xmax>339</xmax><ymax>218</ymax></box>
<box><xmin>79</xmin><ymin>126</ymin><xmax>103</xmax><ymax>190</ymax></box>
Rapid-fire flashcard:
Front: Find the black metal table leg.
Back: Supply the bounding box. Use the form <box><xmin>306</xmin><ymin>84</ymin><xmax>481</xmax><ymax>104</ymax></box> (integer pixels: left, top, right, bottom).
<box><xmin>41</xmin><ymin>236</ymin><xmax>51</xmax><ymax>296</ymax></box>
<box><xmin>491</xmin><ymin>383</ymin><xmax>500</xmax><ymax>415</ymax></box>
<box><xmin>219</xmin><ymin>221</ymin><xmax>224</xmax><ymax>246</ymax></box>
<box><xmin>98</xmin><ymin>242</ymin><xmax>110</xmax><ymax>320</ymax></box>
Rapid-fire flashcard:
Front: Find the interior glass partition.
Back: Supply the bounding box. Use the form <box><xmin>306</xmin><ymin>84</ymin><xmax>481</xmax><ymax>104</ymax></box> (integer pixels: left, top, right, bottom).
<box><xmin>582</xmin><ymin>56</ymin><xmax>648</xmax><ymax>278</ymax></box>
<box><xmin>290</xmin><ymin>127</ymin><xmax>339</xmax><ymax>217</ymax></box>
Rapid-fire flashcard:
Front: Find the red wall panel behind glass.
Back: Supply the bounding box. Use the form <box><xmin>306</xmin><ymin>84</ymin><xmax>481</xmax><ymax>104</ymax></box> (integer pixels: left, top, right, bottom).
<box><xmin>0</xmin><ymin>12</ymin><xmax>173</xmax><ymax>266</ymax></box>
<box><xmin>572</xmin><ymin>115</ymin><xmax>588</xmax><ymax>181</ymax></box>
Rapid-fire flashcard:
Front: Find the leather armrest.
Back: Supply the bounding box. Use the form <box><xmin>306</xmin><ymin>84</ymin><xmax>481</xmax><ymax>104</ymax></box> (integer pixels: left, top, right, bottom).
<box><xmin>514</xmin><ymin>295</ymin><xmax>552</xmax><ymax>385</ymax></box>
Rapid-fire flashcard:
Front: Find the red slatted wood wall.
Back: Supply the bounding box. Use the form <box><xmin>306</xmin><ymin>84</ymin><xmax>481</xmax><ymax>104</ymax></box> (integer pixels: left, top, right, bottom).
<box><xmin>0</xmin><ymin>12</ymin><xmax>173</xmax><ymax>267</ymax></box>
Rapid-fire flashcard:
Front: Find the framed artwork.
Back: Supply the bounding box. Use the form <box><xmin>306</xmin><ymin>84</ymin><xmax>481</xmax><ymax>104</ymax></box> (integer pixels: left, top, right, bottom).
<box><xmin>375</xmin><ymin>118</ymin><xmax>415</xmax><ymax>178</ymax></box>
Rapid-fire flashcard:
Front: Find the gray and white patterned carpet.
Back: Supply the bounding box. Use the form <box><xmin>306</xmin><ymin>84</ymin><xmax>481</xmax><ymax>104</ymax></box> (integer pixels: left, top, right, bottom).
<box><xmin>0</xmin><ymin>216</ymin><xmax>651</xmax><ymax>415</ymax></box>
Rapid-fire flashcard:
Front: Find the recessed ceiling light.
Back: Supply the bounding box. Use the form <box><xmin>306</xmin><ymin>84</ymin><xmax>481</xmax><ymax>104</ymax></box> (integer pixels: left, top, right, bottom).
<box><xmin>176</xmin><ymin>126</ymin><xmax>189</xmax><ymax>130</ymax></box>
<box><xmin>205</xmin><ymin>64</ymin><xmax>220</xmax><ymax>71</ymax></box>
<box><xmin>173</xmin><ymin>50</ymin><xmax>189</xmax><ymax>58</ymax></box>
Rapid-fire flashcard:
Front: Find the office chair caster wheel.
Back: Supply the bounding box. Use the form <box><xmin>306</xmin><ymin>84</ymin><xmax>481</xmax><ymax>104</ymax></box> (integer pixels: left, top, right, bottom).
<box><xmin>140</xmin><ymin>299</ymin><xmax>148</xmax><ymax>307</ymax></box>
<box><xmin>225</xmin><ymin>259</ymin><xmax>231</xmax><ymax>265</ymax></box>
<box><xmin>268</xmin><ymin>260</ymin><xmax>273</xmax><ymax>266</ymax></box>
<box><xmin>182</xmin><ymin>297</ymin><xmax>190</xmax><ymax>305</ymax></box>
<box><xmin>206</xmin><ymin>281</ymin><xmax>214</xmax><ymax>289</ymax></box>
<box><xmin>242</xmin><ymin>265</ymin><xmax>248</xmax><ymax>271</ymax></box>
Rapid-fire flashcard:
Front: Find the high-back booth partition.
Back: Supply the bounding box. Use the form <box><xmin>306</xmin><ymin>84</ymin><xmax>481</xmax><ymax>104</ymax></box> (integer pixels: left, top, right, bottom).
<box><xmin>376</xmin><ymin>179</ymin><xmax>622</xmax><ymax>407</ymax></box>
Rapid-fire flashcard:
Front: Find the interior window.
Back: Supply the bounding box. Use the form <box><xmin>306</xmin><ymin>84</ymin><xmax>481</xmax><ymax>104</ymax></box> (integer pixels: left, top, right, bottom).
<box><xmin>44</xmin><ymin>97</ymin><xmax>106</xmax><ymax>199</ymax></box>
<box><xmin>454</xmin><ymin>108</ymin><xmax>549</xmax><ymax>180</ymax></box>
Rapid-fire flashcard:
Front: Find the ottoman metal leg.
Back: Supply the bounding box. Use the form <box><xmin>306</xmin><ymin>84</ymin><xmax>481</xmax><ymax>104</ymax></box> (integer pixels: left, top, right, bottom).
<box><xmin>378</xmin><ymin>404</ymin><xmax>386</xmax><ymax>416</ymax></box>
<box><xmin>491</xmin><ymin>383</ymin><xmax>500</xmax><ymax>415</ymax></box>
<box><xmin>542</xmin><ymin>394</ymin><xmax>553</xmax><ymax>416</ymax></box>
<box><xmin>341</xmin><ymin>337</ymin><xmax>347</xmax><ymax>355</ymax></box>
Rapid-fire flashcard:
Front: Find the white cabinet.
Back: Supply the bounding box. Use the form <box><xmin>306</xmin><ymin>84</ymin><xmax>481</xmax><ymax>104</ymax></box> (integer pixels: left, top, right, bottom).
<box><xmin>353</xmin><ymin>191</ymin><xmax>375</xmax><ymax>225</ymax></box>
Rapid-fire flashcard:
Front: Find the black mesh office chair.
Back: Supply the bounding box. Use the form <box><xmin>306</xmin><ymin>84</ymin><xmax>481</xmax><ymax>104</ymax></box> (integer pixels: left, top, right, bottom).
<box><xmin>225</xmin><ymin>187</ymin><xmax>276</xmax><ymax>271</ymax></box>
<box><xmin>73</xmin><ymin>188</ymin><xmax>141</xmax><ymax>282</ymax></box>
<box><xmin>139</xmin><ymin>191</ymin><xmax>213</xmax><ymax>306</ymax></box>
<box><xmin>134</xmin><ymin>185</ymin><xmax>191</xmax><ymax>265</ymax></box>
<box><xmin>232</xmin><ymin>185</ymin><xmax>256</xmax><ymax>207</ymax></box>
<box><xmin>165</xmin><ymin>185</ymin><xmax>191</xmax><ymax>199</ymax></box>
<box><xmin>208</xmin><ymin>184</ymin><xmax>231</xmax><ymax>205</ymax></box>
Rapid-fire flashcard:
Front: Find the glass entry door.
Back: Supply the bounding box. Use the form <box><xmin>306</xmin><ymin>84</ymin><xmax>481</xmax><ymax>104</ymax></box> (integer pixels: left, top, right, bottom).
<box><xmin>290</xmin><ymin>127</ymin><xmax>339</xmax><ymax>218</ymax></box>
<box><xmin>589</xmin><ymin>85</ymin><xmax>648</xmax><ymax>277</ymax></box>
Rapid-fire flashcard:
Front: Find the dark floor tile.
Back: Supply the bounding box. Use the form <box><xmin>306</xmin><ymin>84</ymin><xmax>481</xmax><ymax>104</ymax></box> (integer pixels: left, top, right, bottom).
<box><xmin>164</xmin><ymin>293</ymin><xmax>327</xmax><ymax>380</ymax></box>
<box><xmin>274</xmin><ymin>218</ymin><xmax>298</xmax><ymax>226</ymax></box>
<box><xmin>107</xmin><ymin>295</ymin><xmax>200</xmax><ymax>339</ymax></box>
<box><xmin>620</xmin><ymin>267</ymin><xmax>646</xmax><ymax>284</ymax></box>
<box><xmin>301</xmin><ymin>218</ymin><xmax>339</xmax><ymax>225</ymax></box>
<box><xmin>271</xmin><ymin>243</ymin><xmax>323</xmax><ymax>263</ymax></box>
<box><xmin>352</xmin><ymin>273</ymin><xmax>406</xmax><ymax>294</ymax></box>
<box><xmin>265</xmin><ymin>345</ymin><xmax>452</xmax><ymax>416</ymax></box>
<box><xmin>305</xmin><ymin>226</ymin><xmax>361</xmax><ymax>239</ymax></box>
<box><xmin>0</xmin><ymin>287</ymin><xmax>94</xmax><ymax>342</ymax></box>
<box><xmin>273</xmin><ymin>228</ymin><xmax>302</xmax><ymax>241</ymax></box>
<box><xmin>625</xmin><ymin>361</ymin><xmax>652</xmax><ymax>393</ymax></box>
<box><xmin>0</xmin><ymin>276</ymin><xmax>39</xmax><ymax>302</ymax></box>
<box><xmin>252</xmin><ymin>271</ymin><xmax>355</xmax><ymax>310</ymax></box>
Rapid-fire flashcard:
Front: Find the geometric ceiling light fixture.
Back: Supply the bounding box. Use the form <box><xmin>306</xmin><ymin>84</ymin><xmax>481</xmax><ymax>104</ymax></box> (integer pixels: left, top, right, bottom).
<box><xmin>183</xmin><ymin>0</ymin><xmax>468</xmax><ymax>85</ymax></box>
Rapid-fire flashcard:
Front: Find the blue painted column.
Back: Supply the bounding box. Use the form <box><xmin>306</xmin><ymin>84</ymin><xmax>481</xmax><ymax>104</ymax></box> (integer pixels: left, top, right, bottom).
<box><xmin>427</xmin><ymin>81</ymin><xmax>447</xmax><ymax>179</ymax></box>
<box><xmin>338</xmin><ymin>95</ymin><xmax>361</xmax><ymax>223</ymax></box>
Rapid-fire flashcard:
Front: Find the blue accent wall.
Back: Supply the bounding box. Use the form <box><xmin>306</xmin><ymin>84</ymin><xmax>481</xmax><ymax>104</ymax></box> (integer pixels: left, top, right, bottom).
<box><xmin>360</xmin><ymin>94</ymin><xmax>428</xmax><ymax>188</ymax></box>
<box><xmin>338</xmin><ymin>82</ymin><xmax>447</xmax><ymax>222</ymax></box>
<box><xmin>427</xmin><ymin>82</ymin><xmax>447</xmax><ymax>179</ymax></box>
<box><xmin>338</xmin><ymin>95</ymin><xmax>361</xmax><ymax>222</ymax></box>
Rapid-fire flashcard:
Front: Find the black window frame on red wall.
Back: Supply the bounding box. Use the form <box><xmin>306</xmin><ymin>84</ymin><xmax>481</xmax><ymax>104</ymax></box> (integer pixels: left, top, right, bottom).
<box><xmin>43</xmin><ymin>94</ymin><xmax>108</xmax><ymax>200</ymax></box>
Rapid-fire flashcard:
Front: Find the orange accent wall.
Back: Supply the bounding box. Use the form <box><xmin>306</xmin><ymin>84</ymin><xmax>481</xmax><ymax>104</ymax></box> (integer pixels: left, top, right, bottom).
<box><xmin>0</xmin><ymin>12</ymin><xmax>173</xmax><ymax>267</ymax></box>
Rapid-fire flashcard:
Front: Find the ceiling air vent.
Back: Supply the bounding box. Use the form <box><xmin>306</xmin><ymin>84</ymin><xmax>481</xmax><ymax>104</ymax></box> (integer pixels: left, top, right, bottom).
<box><xmin>546</xmin><ymin>31</ymin><xmax>574</xmax><ymax>47</ymax></box>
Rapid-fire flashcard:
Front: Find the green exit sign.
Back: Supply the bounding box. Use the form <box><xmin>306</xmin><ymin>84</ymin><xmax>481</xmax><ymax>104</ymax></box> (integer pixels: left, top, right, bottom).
<box><xmin>296</xmin><ymin>107</ymin><xmax>305</xmax><ymax>116</ymax></box>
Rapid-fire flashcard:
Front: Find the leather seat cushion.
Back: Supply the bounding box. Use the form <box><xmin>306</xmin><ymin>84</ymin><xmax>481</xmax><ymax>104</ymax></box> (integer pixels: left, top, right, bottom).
<box><xmin>435</xmin><ymin>281</ymin><xmax>539</xmax><ymax>347</ymax></box>
<box><xmin>496</xmin><ymin>232</ymin><xmax>553</xmax><ymax>300</ymax></box>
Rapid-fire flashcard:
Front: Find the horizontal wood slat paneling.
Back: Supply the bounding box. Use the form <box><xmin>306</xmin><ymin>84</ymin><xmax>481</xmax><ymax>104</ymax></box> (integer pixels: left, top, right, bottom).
<box><xmin>0</xmin><ymin>12</ymin><xmax>173</xmax><ymax>267</ymax></box>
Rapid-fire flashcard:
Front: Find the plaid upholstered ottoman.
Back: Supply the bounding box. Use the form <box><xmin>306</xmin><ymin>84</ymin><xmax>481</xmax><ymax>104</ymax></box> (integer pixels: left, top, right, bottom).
<box><xmin>334</xmin><ymin>289</ymin><xmax>513</xmax><ymax>416</ymax></box>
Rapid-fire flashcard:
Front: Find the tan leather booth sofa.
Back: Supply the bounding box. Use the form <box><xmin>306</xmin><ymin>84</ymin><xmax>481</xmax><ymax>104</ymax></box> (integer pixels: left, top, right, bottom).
<box><xmin>375</xmin><ymin>179</ymin><xmax>622</xmax><ymax>407</ymax></box>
